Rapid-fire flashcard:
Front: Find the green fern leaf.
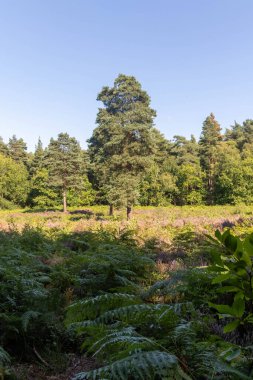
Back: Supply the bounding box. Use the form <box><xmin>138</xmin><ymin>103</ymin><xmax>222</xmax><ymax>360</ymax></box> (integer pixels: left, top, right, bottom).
<box><xmin>72</xmin><ymin>350</ymin><xmax>190</xmax><ymax>380</ymax></box>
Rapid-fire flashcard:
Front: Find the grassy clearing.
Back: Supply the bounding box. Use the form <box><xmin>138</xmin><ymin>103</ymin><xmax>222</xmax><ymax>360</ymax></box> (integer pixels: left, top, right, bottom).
<box><xmin>1</xmin><ymin>204</ymin><xmax>253</xmax><ymax>234</ymax></box>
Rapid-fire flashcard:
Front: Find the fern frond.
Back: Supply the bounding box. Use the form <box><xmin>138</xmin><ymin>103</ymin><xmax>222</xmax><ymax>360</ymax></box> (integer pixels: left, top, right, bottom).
<box><xmin>72</xmin><ymin>350</ymin><xmax>190</xmax><ymax>380</ymax></box>
<box><xmin>196</xmin><ymin>350</ymin><xmax>252</xmax><ymax>380</ymax></box>
<box><xmin>143</xmin><ymin>277</ymin><xmax>181</xmax><ymax>301</ymax></box>
<box><xmin>89</xmin><ymin>327</ymin><xmax>156</xmax><ymax>358</ymax></box>
<box><xmin>93</xmin><ymin>335</ymin><xmax>155</xmax><ymax>358</ymax></box>
<box><xmin>173</xmin><ymin>321</ymin><xmax>196</xmax><ymax>339</ymax></box>
<box><xmin>21</xmin><ymin>310</ymin><xmax>41</xmax><ymax>331</ymax></box>
<box><xmin>91</xmin><ymin>303</ymin><xmax>176</xmax><ymax>325</ymax></box>
<box><xmin>65</xmin><ymin>293</ymin><xmax>140</xmax><ymax>325</ymax></box>
<box><xmin>86</xmin><ymin>326</ymin><xmax>135</xmax><ymax>352</ymax></box>
<box><xmin>158</xmin><ymin>302</ymin><xmax>194</xmax><ymax>321</ymax></box>
<box><xmin>0</xmin><ymin>346</ymin><xmax>11</xmax><ymax>365</ymax></box>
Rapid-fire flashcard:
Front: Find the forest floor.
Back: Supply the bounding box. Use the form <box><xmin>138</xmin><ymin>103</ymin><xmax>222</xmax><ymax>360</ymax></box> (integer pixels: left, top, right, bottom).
<box><xmin>12</xmin><ymin>354</ymin><xmax>97</xmax><ymax>380</ymax></box>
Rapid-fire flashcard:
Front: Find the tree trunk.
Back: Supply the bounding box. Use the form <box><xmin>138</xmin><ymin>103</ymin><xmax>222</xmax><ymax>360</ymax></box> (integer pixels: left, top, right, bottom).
<box><xmin>63</xmin><ymin>190</ymin><xmax>67</xmax><ymax>213</ymax></box>
<box><xmin>126</xmin><ymin>205</ymin><xmax>132</xmax><ymax>220</ymax></box>
<box><xmin>109</xmin><ymin>204</ymin><xmax>114</xmax><ymax>216</ymax></box>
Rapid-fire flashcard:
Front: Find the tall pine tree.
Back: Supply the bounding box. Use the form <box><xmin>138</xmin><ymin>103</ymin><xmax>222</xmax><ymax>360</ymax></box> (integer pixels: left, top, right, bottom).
<box><xmin>199</xmin><ymin>113</ymin><xmax>222</xmax><ymax>204</ymax></box>
<box><xmin>29</xmin><ymin>137</ymin><xmax>45</xmax><ymax>177</ymax></box>
<box><xmin>46</xmin><ymin>133</ymin><xmax>84</xmax><ymax>212</ymax></box>
<box><xmin>88</xmin><ymin>74</ymin><xmax>156</xmax><ymax>219</ymax></box>
<box><xmin>8</xmin><ymin>135</ymin><xmax>28</xmax><ymax>166</ymax></box>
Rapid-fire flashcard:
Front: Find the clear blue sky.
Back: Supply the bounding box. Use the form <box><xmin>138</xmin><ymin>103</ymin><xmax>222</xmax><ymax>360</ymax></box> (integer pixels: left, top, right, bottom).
<box><xmin>1</xmin><ymin>0</ymin><xmax>253</xmax><ymax>151</ymax></box>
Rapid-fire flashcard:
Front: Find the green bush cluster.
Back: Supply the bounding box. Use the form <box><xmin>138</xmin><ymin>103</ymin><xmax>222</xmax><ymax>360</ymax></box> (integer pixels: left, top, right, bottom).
<box><xmin>0</xmin><ymin>223</ymin><xmax>154</xmax><ymax>378</ymax></box>
<box><xmin>66</xmin><ymin>229</ymin><xmax>253</xmax><ymax>380</ymax></box>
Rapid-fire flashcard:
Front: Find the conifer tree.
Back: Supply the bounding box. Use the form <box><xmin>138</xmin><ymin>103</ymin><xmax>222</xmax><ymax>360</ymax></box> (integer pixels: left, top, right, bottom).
<box><xmin>171</xmin><ymin>135</ymin><xmax>200</xmax><ymax>165</ymax></box>
<box><xmin>29</xmin><ymin>137</ymin><xmax>45</xmax><ymax>176</ymax></box>
<box><xmin>88</xmin><ymin>74</ymin><xmax>156</xmax><ymax>219</ymax></box>
<box><xmin>0</xmin><ymin>137</ymin><xmax>8</xmax><ymax>156</ymax></box>
<box><xmin>199</xmin><ymin>113</ymin><xmax>222</xmax><ymax>204</ymax></box>
<box><xmin>46</xmin><ymin>133</ymin><xmax>84</xmax><ymax>212</ymax></box>
<box><xmin>8</xmin><ymin>135</ymin><xmax>28</xmax><ymax>166</ymax></box>
<box><xmin>225</xmin><ymin>119</ymin><xmax>253</xmax><ymax>152</ymax></box>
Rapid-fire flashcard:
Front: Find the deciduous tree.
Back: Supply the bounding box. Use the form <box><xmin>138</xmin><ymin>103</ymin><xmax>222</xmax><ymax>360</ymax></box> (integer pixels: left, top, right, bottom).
<box><xmin>0</xmin><ymin>153</ymin><xmax>29</xmax><ymax>206</ymax></box>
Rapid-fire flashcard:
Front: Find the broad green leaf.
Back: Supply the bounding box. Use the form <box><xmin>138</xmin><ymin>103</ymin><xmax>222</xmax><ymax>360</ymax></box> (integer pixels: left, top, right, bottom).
<box><xmin>234</xmin><ymin>292</ymin><xmax>244</xmax><ymax>301</ymax></box>
<box><xmin>223</xmin><ymin>319</ymin><xmax>240</xmax><ymax>333</ymax></box>
<box><xmin>221</xmin><ymin>230</ymin><xmax>231</xmax><ymax>243</ymax></box>
<box><xmin>243</xmin><ymin>235</ymin><xmax>253</xmax><ymax>257</ymax></box>
<box><xmin>216</xmin><ymin>286</ymin><xmax>241</xmax><ymax>293</ymax></box>
<box><xmin>212</xmin><ymin>273</ymin><xmax>230</xmax><ymax>284</ymax></box>
<box><xmin>224</xmin><ymin>234</ymin><xmax>238</xmax><ymax>252</ymax></box>
<box><xmin>215</xmin><ymin>230</ymin><xmax>222</xmax><ymax>241</ymax></box>
<box><xmin>244</xmin><ymin>313</ymin><xmax>253</xmax><ymax>324</ymax></box>
<box><xmin>232</xmin><ymin>298</ymin><xmax>245</xmax><ymax>318</ymax></box>
<box><xmin>208</xmin><ymin>302</ymin><xmax>233</xmax><ymax>315</ymax></box>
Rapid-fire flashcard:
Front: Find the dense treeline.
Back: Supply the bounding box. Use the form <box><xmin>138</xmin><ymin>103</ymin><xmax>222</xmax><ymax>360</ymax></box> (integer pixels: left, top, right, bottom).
<box><xmin>2</xmin><ymin>74</ymin><xmax>253</xmax><ymax>214</ymax></box>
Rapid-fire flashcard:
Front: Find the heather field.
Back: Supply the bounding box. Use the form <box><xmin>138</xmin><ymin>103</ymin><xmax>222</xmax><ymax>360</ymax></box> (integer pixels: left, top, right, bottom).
<box><xmin>1</xmin><ymin>204</ymin><xmax>253</xmax><ymax>235</ymax></box>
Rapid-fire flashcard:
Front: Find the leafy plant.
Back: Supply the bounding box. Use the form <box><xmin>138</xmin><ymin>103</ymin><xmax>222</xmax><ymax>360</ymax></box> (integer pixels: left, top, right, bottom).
<box><xmin>207</xmin><ymin>229</ymin><xmax>253</xmax><ymax>332</ymax></box>
<box><xmin>73</xmin><ymin>350</ymin><xmax>189</xmax><ymax>380</ymax></box>
<box><xmin>66</xmin><ymin>286</ymin><xmax>252</xmax><ymax>379</ymax></box>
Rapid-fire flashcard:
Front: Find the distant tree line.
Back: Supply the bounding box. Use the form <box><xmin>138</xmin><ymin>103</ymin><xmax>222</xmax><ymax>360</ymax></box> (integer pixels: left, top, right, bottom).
<box><xmin>1</xmin><ymin>74</ymin><xmax>253</xmax><ymax>216</ymax></box>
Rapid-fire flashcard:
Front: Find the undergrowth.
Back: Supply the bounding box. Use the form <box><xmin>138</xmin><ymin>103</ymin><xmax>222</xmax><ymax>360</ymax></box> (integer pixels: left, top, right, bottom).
<box><xmin>0</xmin><ymin>208</ymin><xmax>253</xmax><ymax>379</ymax></box>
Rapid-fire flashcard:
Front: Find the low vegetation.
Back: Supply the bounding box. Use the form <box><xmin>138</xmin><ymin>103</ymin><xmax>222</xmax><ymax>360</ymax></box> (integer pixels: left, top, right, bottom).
<box><xmin>0</xmin><ymin>206</ymin><xmax>253</xmax><ymax>379</ymax></box>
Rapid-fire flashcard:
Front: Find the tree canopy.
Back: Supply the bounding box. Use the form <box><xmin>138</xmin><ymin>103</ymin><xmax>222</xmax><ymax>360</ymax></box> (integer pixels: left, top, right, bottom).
<box><xmin>88</xmin><ymin>74</ymin><xmax>157</xmax><ymax>218</ymax></box>
<box><xmin>1</xmin><ymin>75</ymin><xmax>253</xmax><ymax>211</ymax></box>
<box><xmin>45</xmin><ymin>133</ymin><xmax>85</xmax><ymax>212</ymax></box>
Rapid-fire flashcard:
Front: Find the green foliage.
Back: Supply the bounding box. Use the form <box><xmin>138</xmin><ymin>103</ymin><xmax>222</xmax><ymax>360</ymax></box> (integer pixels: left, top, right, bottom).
<box><xmin>66</xmin><ymin>286</ymin><xmax>253</xmax><ymax>379</ymax></box>
<box><xmin>29</xmin><ymin>137</ymin><xmax>45</xmax><ymax>177</ymax></box>
<box><xmin>1</xmin><ymin>211</ymin><xmax>253</xmax><ymax>378</ymax></box>
<box><xmin>4</xmin><ymin>107</ymin><xmax>253</xmax><ymax>210</ymax></box>
<box><xmin>175</xmin><ymin>164</ymin><xmax>204</xmax><ymax>205</ymax></box>
<box><xmin>73</xmin><ymin>351</ymin><xmax>187</xmax><ymax>380</ymax></box>
<box><xmin>57</xmin><ymin>230</ymin><xmax>154</xmax><ymax>298</ymax></box>
<box><xmin>68</xmin><ymin>176</ymin><xmax>96</xmax><ymax>206</ymax></box>
<box><xmin>4</xmin><ymin>78</ymin><xmax>253</xmax><ymax>211</ymax></box>
<box><xmin>225</xmin><ymin>120</ymin><xmax>253</xmax><ymax>152</ymax></box>
<box><xmin>0</xmin><ymin>153</ymin><xmax>29</xmax><ymax>207</ymax></box>
<box><xmin>0</xmin><ymin>346</ymin><xmax>11</xmax><ymax>380</ymax></box>
<box><xmin>8</xmin><ymin>135</ymin><xmax>28</xmax><ymax>167</ymax></box>
<box><xmin>65</xmin><ymin>245</ymin><xmax>253</xmax><ymax>379</ymax></box>
<box><xmin>66</xmin><ymin>293</ymin><xmax>141</xmax><ymax>325</ymax></box>
<box><xmin>88</xmin><ymin>74</ymin><xmax>157</xmax><ymax>216</ymax></box>
<box><xmin>143</xmin><ymin>269</ymin><xmax>217</xmax><ymax>308</ymax></box>
<box><xmin>28</xmin><ymin>168</ymin><xmax>60</xmax><ymax>208</ymax></box>
<box><xmin>0</xmin><ymin>346</ymin><xmax>11</xmax><ymax>366</ymax></box>
<box><xmin>199</xmin><ymin>113</ymin><xmax>222</xmax><ymax>204</ymax></box>
<box><xmin>0</xmin><ymin>197</ymin><xmax>16</xmax><ymax>210</ymax></box>
<box><xmin>139</xmin><ymin>164</ymin><xmax>177</xmax><ymax>206</ymax></box>
<box><xmin>207</xmin><ymin>229</ymin><xmax>253</xmax><ymax>332</ymax></box>
<box><xmin>0</xmin><ymin>226</ymin><xmax>76</xmax><ymax>370</ymax></box>
<box><xmin>46</xmin><ymin>133</ymin><xmax>85</xmax><ymax>212</ymax></box>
